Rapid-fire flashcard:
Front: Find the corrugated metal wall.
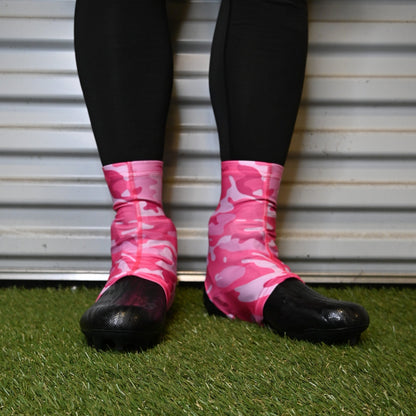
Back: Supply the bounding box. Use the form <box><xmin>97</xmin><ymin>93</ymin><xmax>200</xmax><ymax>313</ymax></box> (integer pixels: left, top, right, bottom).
<box><xmin>0</xmin><ymin>0</ymin><xmax>415</xmax><ymax>284</ymax></box>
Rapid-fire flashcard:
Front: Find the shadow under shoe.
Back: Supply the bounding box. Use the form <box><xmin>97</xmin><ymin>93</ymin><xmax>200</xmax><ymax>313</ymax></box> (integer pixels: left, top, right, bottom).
<box><xmin>204</xmin><ymin>278</ymin><xmax>369</xmax><ymax>346</ymax></box>
<box><xmin>80</xmin><ymin>276</ymin><xmax>167</xmax><ymax>351</ymax></box>
<box><xmin>263</xmin><ymin>278</ymin><xmax>370</xmax><ymax>345</ymax></box>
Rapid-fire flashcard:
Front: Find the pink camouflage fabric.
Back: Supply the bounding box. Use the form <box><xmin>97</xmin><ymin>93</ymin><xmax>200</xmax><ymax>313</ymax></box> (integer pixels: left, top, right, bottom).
<box><xmin>205</xmin><ymin>160</ymin><xmax>303</xmax><ymax>324</ymax></box>
<box><xmin>97</xmin><ymin>160</ymin><xmax>177</xmax><ymax>307</ymax></box>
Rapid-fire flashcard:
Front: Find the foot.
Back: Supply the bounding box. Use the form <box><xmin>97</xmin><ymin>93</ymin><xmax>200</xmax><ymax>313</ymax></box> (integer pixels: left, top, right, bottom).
<box><xmin>204</xmin><ymin>278</ymin><xmax>369</xmax><ymax>345</ymax></box>
<box><xmin>80</xmin><ymin>276</ymin><xmax>167</xmax><ymax>351</ymax></box>
<box><xmin>263</xmin><ymin>278</ymin><xmax>369</xmax><ymax>345</ymax></box>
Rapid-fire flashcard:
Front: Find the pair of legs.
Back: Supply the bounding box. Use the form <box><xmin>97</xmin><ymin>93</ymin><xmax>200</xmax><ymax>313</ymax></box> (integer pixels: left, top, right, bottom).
<box><xmin>74</xmin><ymin>0</ymin><xmax>369</xmax><ymax>350</ymax></box>
<box><xmin>74</xmin><ymin>0</ymin><xmax>307</xmax><ymax>165</ymax></box>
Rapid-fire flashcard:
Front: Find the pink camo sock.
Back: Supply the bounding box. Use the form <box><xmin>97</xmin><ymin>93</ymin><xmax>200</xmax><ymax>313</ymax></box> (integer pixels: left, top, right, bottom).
<box><xmin>205</xmin><ymin>160</ymin><xmax>303</xmax><ymax>324</ymax></box>
<box><xmin>98</xmin><ymin>160</ymin><xmax>177</xmax><ymax>308</ymax></box>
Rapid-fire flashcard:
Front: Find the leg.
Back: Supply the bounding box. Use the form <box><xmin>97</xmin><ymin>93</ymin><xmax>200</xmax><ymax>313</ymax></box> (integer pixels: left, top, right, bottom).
<box><xmin>74</xmin><ymin>0</ymin><xmax>173</xmax><ymax>165</ymax></box>
<box><xmin>209</xmin><ymin>0</ymin><xmax>307</xmax><ymax>164</ymax></box>
<box><xmin>74</xmin><ymin>0</ymin><xmax>177</xmax><ymax>350</ymax></box>
<box><xmin>206</xmin><ymin>0</ymin><xmax>369</xmax><ymax>344</ymax></box>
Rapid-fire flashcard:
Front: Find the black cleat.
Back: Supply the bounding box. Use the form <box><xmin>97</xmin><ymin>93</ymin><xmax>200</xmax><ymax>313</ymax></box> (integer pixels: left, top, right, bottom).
<box><xmin>80</xmin><ymin>276</ymin><xmax>167</xmax><ymax>351</ymax></box>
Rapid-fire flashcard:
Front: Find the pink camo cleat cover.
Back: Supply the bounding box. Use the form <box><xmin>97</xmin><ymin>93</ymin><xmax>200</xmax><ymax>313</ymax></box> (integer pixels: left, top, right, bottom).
<box><xmin>205</xmin><ymin>160</ymin><xmax>302</xmax><ymax>324</ymax></box>
<box><xmin>98</xmin><ymin>160</ymin><xmax>177</xmax><ymax>308</ymax></box>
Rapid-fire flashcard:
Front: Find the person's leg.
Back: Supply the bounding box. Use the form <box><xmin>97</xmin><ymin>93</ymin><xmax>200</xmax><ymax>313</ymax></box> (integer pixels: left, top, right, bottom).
<box><xmin>74</xmin><ymin>0</ymin><xmax>177</xmax><ymax>350</ymax></box>
<box><xmin>209</xmin><ymin>0</ymin><xmax>307</xmax><ymax>164</ymax></box>
<box><xmin>74</xmin><ymin>0</ymin><xmax>172</xmax><ymax>165</ymax></box>
<box><xmin>206</xmin><ymin>0</ymin><xmax>369</xmax><ymax>344</ymax></box>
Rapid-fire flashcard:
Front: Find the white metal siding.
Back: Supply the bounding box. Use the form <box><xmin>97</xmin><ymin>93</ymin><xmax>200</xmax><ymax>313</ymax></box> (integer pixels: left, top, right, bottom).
<box><xmin>0</xmin><ymin>0</ymin><xmax>415</xmax><ymax>284</ymax></box>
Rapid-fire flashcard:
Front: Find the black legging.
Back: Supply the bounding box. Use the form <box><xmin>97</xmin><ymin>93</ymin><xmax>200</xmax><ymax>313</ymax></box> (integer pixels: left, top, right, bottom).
<box><xmin>74</xmin><ymin>0</ymin><xmax>308</xmax><ymax>166</ymax></box>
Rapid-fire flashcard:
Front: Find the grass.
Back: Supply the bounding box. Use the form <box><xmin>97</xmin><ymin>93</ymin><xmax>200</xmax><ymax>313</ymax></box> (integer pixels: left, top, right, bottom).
<box><xmin>0</xmin><ymin>284</ymin><xmax>415</xmax><ymax>415</ymax></box>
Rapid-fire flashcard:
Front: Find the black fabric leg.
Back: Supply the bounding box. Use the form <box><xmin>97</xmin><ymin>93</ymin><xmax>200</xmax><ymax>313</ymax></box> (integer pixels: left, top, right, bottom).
<box><xmin>209</xmin><ymin>0</ymin><xmax>308</xmax><ymax>165</ymax></box>
<box><xmin>74</xmin><ymin>0</ymin><xmax>173</xmax><ymax>165</ymax></box>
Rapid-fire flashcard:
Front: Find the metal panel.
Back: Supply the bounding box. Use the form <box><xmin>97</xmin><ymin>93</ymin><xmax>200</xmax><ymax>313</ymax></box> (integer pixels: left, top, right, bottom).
<box><xmin>0</xmin><ymin>0</ymin><xmax>415</xmax><ymax>284</ymax></box>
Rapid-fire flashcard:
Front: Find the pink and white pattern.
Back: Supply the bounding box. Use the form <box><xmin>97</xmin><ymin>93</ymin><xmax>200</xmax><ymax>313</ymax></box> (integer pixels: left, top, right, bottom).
<box><xmin>205</xmin><ymin>160</ymin><xmax>302</xmax><ymax>324</ymax></box>
<box><xmin>97</xmin><ymin>160</ymin><xmax>177</xmax><ymax>307</ymax></box>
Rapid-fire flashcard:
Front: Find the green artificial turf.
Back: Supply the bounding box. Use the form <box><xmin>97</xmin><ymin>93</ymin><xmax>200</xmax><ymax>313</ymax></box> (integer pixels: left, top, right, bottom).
<box><xmin>0</xmin><ymin>284</ymin><xmax>415</xmax><ymax>415</ymax></box>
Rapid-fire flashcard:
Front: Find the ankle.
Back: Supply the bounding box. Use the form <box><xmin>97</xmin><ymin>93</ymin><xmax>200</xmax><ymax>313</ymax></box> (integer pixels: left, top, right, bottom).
<box><xmin>205</xmin><ymin>160</ymin><xmax>300</xmax><ymax>323</ymax></box>
<box><xmin>100</xmin><ymin>160</ymin><xmax>177</xmax><ymax>306</ymax></box>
